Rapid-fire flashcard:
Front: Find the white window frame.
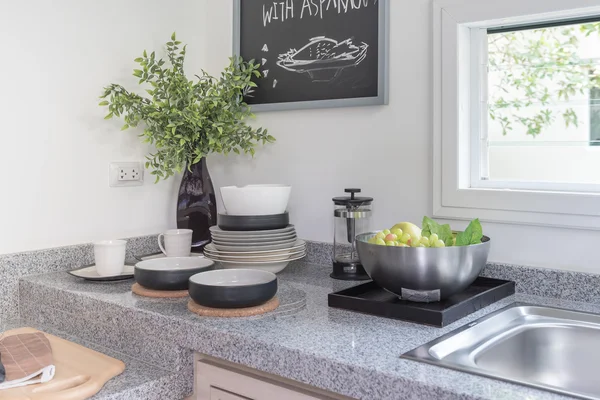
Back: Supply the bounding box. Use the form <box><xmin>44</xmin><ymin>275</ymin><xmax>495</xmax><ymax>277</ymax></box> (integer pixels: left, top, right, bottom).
<box><xmin>433</xmin><ymin>0</ymin><xmax>600</xmax><ymax>230</ymax></box>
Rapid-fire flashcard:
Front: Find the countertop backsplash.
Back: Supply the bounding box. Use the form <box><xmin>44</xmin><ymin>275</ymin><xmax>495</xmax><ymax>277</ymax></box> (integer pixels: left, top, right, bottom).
<box><xmin>2</xmin><ymin>236</ymin><xmax>600</xmax><ymax>322</ymax></box>
<box><xmin>0</xmin><ymin>235</ymin><xmax>160</xmax><ymax>320</ymax></box>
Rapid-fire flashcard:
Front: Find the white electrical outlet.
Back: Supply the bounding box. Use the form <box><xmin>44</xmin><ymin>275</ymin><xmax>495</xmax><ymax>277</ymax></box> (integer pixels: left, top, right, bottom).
<box><xmin>109</xmin><ymin>162</ymin><xmax>144</xmax><ymax>187</ymax></box>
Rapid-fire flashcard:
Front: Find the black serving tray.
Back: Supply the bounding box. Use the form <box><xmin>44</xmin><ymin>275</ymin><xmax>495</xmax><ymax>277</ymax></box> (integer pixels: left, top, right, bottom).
<box><xmin>328</xmin><ymin>277</ymin><xmax>515</xmax><ymax>327</ymax></box>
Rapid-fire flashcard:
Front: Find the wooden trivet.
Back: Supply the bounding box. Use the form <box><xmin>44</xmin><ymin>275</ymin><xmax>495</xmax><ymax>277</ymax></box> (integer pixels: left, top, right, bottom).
<box><xmin>131</xmin><ymin>283</ymin><xmax>188</xmax><ymax>298</ymax></box>
<box><xmin>187</xmin><ymin>297</ymin><xmax>279</xmax><ymax>317</ymax></box>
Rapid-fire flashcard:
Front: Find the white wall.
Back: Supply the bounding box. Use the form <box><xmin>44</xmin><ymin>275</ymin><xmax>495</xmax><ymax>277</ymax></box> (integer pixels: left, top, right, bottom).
<box><xmin>5</xmin><ymin>0</ymin><xmax>600</xmax><ymax>272</ymax></box>
<box><xmin>206</xmin><ymin>0</ymin><xmax>600</xmax><ymax>273</ymax></box>
<box><xmin>0</xmin><ymin>0</ymin><xmax>206</xmax><ymax>254</ymax></box>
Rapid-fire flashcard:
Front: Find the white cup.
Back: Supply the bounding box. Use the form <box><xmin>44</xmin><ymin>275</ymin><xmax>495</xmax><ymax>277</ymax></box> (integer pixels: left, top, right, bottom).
<box><xmin>94</xmin><ymin>240</ymin><xmax>127</xmax><ymax>276</ymax></box>
<box><xmin>158</xmin><ymin>229</ymin><xmax>193</xmax><ymax>257</ymax></box>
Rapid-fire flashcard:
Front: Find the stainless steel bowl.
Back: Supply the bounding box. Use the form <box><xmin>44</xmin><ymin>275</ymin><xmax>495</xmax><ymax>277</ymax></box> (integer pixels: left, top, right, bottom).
<box><xmin>356</xmin><ymin>232</ymin><xmax>491</xmax><ymax>302</ymax></box>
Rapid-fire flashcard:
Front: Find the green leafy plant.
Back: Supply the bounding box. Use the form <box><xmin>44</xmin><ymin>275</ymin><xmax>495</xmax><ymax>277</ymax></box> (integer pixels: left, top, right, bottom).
<box><xmin>99</xmin><ymin>33</ymin><xmax>274</xmax><ymax>181</ymax></box>
<box><xmin>489</xmin><ymin>22</ymin><xmax>600</xmax><ymax>137</ymax></box>
<box><xmin>421</xmin><ymin>216</ymin><xmax>454</xmax><ymax>247</ymax></box>
<box><xmin>455</xmin><ymin>218</ymin><xmax>483</xmax><ymax>246</ymax></box>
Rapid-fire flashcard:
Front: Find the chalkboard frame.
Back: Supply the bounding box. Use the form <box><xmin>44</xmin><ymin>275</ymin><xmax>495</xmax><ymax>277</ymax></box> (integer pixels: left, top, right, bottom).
<box><xmin>233</xmin><ymin>0</ymin><xmax>389</xmax><ymax>112</ymax></box>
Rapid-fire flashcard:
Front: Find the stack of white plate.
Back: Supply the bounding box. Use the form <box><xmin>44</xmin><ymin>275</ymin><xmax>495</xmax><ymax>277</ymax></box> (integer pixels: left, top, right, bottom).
<box><xmin>204</xmin><ymin>225</ymin><xmax>306</xmax><ymax>273</ymax></box>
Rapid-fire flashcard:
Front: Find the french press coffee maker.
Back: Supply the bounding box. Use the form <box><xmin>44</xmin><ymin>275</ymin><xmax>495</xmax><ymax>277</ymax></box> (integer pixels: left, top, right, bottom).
<box><xmin>331</xmin><ymin>189</ymin><xmax>373</xmax><ymax>280</ymax></box>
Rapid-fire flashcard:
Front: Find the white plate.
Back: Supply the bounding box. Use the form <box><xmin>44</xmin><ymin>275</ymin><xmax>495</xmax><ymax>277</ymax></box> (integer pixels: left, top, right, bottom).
<box><xmin>211</xmin><ymin>234</ymin><xmax>297</xmax><ymax>243</ymax></box>
<box><xmin>205</xmin><ymin>250</ymin><xmax>306</xmax><ymax>262</ymax></box>
<box><xmin>209</xmin><ymin>225</ymin><xmax>295</xmax><ymax>236</ymax></box>
<box><xmin>68</xmin><ymin>264</ymin><xmax>135</xmax><ymax>281</ymax></box>
<box><xmin>204</xmin><ymin>247</ymin><xmax>305</xmax><ymax>258</ymax></box>
<box><xmin>205</xmin><ymin>240</ymin><xmax>306</xmax><ymax>255</ymax></box>
<box><xmin>212</xmin><ymin>239</ymin><xmax>300</xmax><ymax>252</ymax></box>
<box><xmin>211</xmin><ymin>231</ymin><xmax>296</xmax><ymax>240</ymax></box>
<box><xmin>209</xmin><ymin>231</ymin><xmax>297</xmax><ymax>240</ymax></box>
<box><xmin>135</xmin><ymin>252</ymin><xmax>204</xmax><ymax>261</ymax></box>
<box><xmin>215</xmin><ymin>252</ymin><xmax>307</xmax><ymax>274</ymax></box>
<box><xmin>212</xmin><ymin>237</ymin><xmax>297</xmax><ymax>247</ymax></box>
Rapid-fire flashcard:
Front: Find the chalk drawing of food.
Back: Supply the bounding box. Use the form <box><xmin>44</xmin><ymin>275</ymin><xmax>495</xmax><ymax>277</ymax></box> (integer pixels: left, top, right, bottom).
<box><xmin>276</xmin><ymin>36</ymin><xmax>368</xmax><ymax>82</ymax></box>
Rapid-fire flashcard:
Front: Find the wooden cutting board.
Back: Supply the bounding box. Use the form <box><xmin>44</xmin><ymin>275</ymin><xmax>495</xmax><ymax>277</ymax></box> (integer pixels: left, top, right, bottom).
<box><xmin>0</xmin><ymin>328</ymin><xmax>125</xmax><ymax>400</ymax></box>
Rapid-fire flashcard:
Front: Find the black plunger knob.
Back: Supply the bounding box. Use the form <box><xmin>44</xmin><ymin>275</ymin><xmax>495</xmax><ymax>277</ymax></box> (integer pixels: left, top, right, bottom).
<box><xmin>345</xmin><ymin>188</ymin><xmax>361</xmax><ymax>200</ymax></box>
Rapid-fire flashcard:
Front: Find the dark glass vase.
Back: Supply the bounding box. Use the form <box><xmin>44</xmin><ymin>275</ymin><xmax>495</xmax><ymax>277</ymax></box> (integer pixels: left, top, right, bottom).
<box><xmin>176</xmin><ymin>158</ymin><xmax>217</xmax><ymax>252</ymax></box>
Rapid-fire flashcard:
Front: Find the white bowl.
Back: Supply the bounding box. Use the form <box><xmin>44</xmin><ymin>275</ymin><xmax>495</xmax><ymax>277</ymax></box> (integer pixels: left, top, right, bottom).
<box><xmin>220</xmin><ymin>184</ymin><xmax>291</xmax><ymax>216</ymax></box>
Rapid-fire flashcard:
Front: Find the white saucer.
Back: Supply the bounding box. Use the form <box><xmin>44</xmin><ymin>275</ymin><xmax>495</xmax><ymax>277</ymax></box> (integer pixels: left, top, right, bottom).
<box><xmin>68</xmin><ymin>264</ymin><xmax>135</xmax><ymax>281</ymax></box>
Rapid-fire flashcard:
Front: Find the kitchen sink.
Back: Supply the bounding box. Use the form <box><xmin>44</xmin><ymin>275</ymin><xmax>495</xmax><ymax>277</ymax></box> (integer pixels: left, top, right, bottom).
<box><xmin>403</xmin><ymin>304</ymin><xmax>600</xmax><ymax>399</ymax></box>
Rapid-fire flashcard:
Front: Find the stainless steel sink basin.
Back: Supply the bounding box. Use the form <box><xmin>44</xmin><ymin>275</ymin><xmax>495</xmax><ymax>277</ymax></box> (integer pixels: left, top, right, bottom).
<box><xmin>403</xmin><ymin>304</ymin><xmax>600</xmax><ymax>399</ymax></box>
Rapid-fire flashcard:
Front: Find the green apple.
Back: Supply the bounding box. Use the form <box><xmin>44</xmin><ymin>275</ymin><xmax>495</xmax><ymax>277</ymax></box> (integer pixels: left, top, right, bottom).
<box><xmin>391</xmin><ymin>222</ymin><xmax>422</xmax><ymax>241</ymax></box>
<box><xmin>375</xmin><ymin>238</ymin><xmax>386</xmax><ymax>246</ymax></box>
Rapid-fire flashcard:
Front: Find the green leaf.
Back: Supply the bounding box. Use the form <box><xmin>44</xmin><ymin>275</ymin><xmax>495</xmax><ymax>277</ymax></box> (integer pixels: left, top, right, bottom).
<box><xmin>455</xmin><ymin>219</ymin><xmax>483</xmax><ymax>246</ymax></box>
<box><xmin>121</xmin><ymin>124</ymin><xmax>129</xmax><ymax>131</ymax></box>
<box><xmin>98</xmin><ymin>101</ymin><xmax>109</xmax><ymax>106</ymax></box>
<box><xmin>104</xmin><ymin>112</ymin><xmax>113</xmax><ymax>120</ymax></box>
<box><xmin>100</xmin><ymin>34</ymin><xmax>269</xmax><ymax>184</ymax></box>
<box><xmin>171</xmin><ymin>32</ymin><xmax>176</xmax><ymax>41</ymax></box>
<box><xmin>421</xmin><ymin>216</ymin><xmax>453</xmax><ymax>246</ymax></box>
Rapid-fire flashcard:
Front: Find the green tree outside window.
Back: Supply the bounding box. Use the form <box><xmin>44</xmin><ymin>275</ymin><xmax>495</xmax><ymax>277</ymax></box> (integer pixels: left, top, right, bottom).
<box><xmin>488</xmin><ymin>22</ymin><xmax>600</xmax><ymax>139</ymax></box>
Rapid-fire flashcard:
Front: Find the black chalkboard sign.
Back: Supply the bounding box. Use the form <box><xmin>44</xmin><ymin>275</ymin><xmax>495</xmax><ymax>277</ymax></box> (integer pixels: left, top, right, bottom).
<box><xmin>233</xmin><ymin>0</ymin><xmax>389</xmax><ymax>111</ymax></box>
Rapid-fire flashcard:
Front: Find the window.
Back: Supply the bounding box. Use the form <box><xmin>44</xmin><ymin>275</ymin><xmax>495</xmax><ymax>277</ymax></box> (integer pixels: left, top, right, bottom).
<box><xmin>433</xmin><ymin>0</ymin><xmax>600</xmax><ymax>230</ymax></box>
<box><xmin>591</xmin><ymin>86</ymin><xmax>600</xmax><ymax>146</ymax></box>
<box><xmin>481</xmin><ymin>19</ymin><xmax>600</xmax><ymax>189</ymax></box>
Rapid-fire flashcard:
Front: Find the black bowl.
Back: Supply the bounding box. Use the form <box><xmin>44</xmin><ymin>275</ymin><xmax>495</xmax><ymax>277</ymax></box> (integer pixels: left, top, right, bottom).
<box><xmin>189</xmin><ymin>269</ymin><xmax>277</xmax><ymax>308</ymax></box>
<box><xmin>134</xmin><ymin>257</ymin><xmax>214</xmax><ymax>291</ymax></box>
<box><xmin>217</xmin><ymin>213</ymin><xmax>289</xmax><ymax>231</ymax></box>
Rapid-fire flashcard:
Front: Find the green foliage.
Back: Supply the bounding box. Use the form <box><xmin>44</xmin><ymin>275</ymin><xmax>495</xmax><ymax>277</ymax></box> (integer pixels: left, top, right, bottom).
<box><xmin>99</xmin><ymin>33</ymin><xmax>274</xmax><ymax>181</ymax></box>
<box><xmin>489</xmin><ymin>22</ymin><xmax>600</xmax><ymax>137</ymax></box>
<box><xmin>421</xmin><ymin>216</ymin><xmax>453</xmax><ymax>247</ymax></box>
<box><xmin>455</xmin><ymin>219</ymin><xmax>483</xmax><ymax>246</ymax></box>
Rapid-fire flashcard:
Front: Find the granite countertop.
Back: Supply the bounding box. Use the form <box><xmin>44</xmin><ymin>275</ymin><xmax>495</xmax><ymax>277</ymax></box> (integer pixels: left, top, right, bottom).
<box><xmin>19</xmin><ymin>261</ymin><xmax>593</xmax><ymax>400</ymax></box>
<box><xmin>0</xmin><ymin>320</ymin><xmax>190</xmax><ymax>400</ymax></box>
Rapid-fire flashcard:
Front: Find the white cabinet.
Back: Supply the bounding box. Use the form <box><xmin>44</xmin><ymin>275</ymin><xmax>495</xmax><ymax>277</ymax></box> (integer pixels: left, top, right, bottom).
<box><xmin>209</xmin><ymin>387</ymin><xmax>250</xmax><ymax>400</ymax></box>
<box><xmin>194</xmin><ymin>356</ymin><xmax>351</xmax><ymax>400</ymax></box>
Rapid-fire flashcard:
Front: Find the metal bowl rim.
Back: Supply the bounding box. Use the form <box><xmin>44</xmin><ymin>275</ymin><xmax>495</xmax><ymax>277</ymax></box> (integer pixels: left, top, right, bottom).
<box><xmin>356</xmin><ymin>231</ymin><xmax>491</xmax><ymax>249</ymax></box>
